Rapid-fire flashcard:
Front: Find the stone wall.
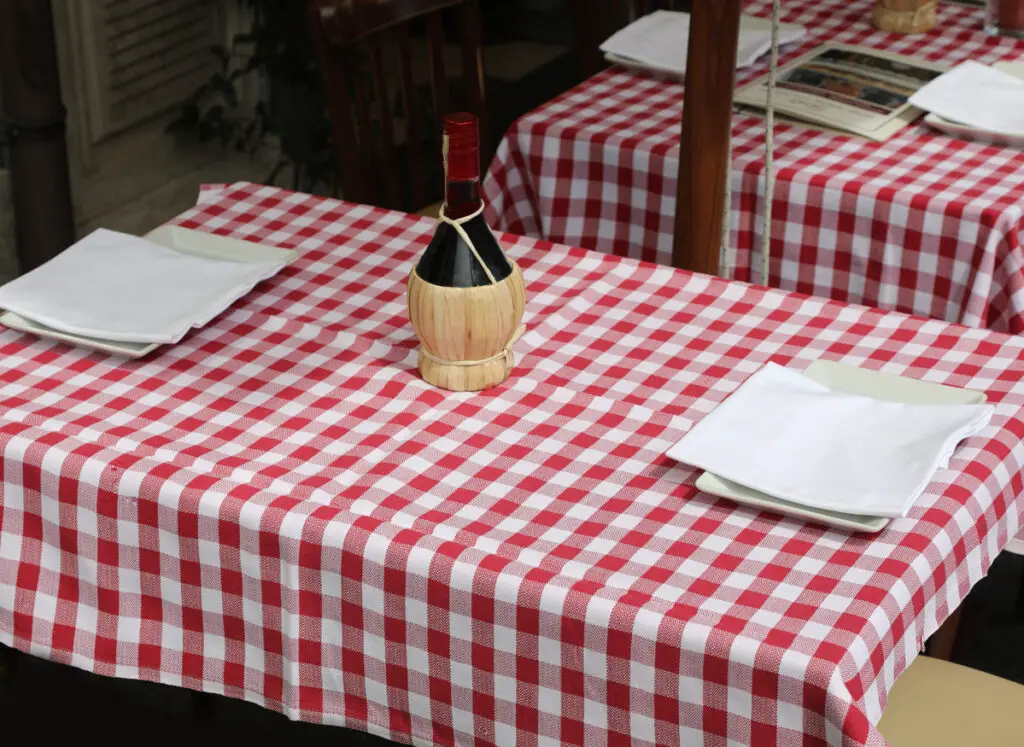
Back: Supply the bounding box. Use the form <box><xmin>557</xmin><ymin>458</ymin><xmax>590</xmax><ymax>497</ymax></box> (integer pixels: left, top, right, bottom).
<box><xmin>0</xmin><ymin>170</ymin><xmax>17</xmax><ymax>284</ymax></box>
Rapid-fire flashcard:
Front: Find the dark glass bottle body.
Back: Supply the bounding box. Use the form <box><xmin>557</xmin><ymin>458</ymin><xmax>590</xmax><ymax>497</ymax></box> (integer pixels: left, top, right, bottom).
<box><xmin>416</xmin><ymin>117</ymin><xmax>513</xmax><ymax>288</ymax></box>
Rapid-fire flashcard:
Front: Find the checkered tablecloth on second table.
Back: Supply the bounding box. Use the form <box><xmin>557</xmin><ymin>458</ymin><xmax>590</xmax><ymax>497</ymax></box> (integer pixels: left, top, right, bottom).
<box><xmin>2</xmin><ymin>183</ymin><xmax>1024</xmax><ymax>747</ymax></box>
<box><xmin>484</xmin><ymin>0</ymin><xmax>1024</xmax><ymax>334</ymax></box>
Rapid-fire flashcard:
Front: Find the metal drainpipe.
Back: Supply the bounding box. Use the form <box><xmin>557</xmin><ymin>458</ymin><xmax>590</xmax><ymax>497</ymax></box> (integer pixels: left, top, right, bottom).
<box><xmin>0</xmin><ymin>0</ymin><xmax>76</xmax><ymax>273</ymax></box>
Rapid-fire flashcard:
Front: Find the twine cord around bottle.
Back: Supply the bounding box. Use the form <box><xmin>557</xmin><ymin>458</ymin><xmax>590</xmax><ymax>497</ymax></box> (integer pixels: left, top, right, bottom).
<box><xmin>419</xmin><ymin>324</ymin><xmax>525</xmax><ymax>368</ymax></box>
<box><xmin>438</xmin><ymin>202</ymin><xmax>497</xmax><ymax>284</ymax></box>
<box><xmin>421</xmin><ymin>201</ymin><xmax>526</xmax><ymax>369</ymax></box>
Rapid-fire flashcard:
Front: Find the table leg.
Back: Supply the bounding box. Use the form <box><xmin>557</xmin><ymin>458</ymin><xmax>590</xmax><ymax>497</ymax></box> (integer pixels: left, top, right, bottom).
<box><xmin>925</xmin><ymin>606</ymin><xmax>962</xmax><ymax>661</ymax></box>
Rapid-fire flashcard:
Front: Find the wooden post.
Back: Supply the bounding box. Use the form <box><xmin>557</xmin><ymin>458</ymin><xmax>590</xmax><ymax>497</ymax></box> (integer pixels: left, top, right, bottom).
<box><xmin>672</xmin><ymin>0</ymin><xmax>743</xmax><ymax>274</ymax></box>
<box><xmin>0</xmin><ymin>0</ymin><xmax>75</xmax><ymax>272</ymax></box>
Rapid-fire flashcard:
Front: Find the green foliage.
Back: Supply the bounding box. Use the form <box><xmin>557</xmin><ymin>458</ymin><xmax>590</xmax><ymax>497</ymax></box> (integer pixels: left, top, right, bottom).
<box><xmin>167</xmin><ymin>0</ymin><xmax>334</xmax><ymax>193</ymax></box>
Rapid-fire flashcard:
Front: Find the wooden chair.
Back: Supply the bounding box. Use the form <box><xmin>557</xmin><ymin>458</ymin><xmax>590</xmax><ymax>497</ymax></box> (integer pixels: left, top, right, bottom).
<box><xmin>307</xmin><ymin>0</ymin><xmax>487</xmax><ymax>214</ymax></box>
<box><xmin>569</xmin><ymin>0</ymin><xmax>692</xmax><ymax>81</ymax></box>
<box><xmin>878</xmin><ymin>655</ymin><xmax>1024</xmax><ymax>746</ymax></box>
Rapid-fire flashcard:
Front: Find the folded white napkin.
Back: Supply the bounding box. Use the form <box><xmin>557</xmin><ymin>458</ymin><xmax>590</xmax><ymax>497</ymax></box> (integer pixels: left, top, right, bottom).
<box><xmin>0</xmin><ymin>228</ymin><xmax>289</xmax><ymax>344</ymax></box>
<box><xmin>600</xmin><ymin>10</ymin><xmax>807</xmax><ymax>76</ymax></box>
<box><xmin>909</xmin><ymin>60</ymin><xmax>1024</xmax><ymax>135</ymax></box>
<box><xmin>667</xmin><ymin>363</ymin><xmax>993</xmax><ymax>517</ymax></box>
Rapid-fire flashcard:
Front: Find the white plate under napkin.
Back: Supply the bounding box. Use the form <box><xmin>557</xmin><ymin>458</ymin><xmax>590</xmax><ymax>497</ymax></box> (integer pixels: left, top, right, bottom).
<box><xmin>921</xmin><ymin>61</ymin><xmax>1024</xmax><ymax>146</ymax></box>
<box><xmin>0</xmin><ymin>226</ymin><xmax>296</xmax><ymax>357</ymax></box>
<box><xmin>600</xmin><ymin>11</ymin><xmax>807</xmax><ymax>78</ymax></box>
<box><xmin>911</xmin><ymin>60</ymin><xmax>1024</xmax><ymax>138</ymax></box>
<box><xmin>667</xmin><ymin>362</ymin><xmax>993</xmax><ymax>521</ymax></box>
<box><xmin>693</xmin><ymin>361</ymin><xmax>987</xmax><ymax>532</ymax></box>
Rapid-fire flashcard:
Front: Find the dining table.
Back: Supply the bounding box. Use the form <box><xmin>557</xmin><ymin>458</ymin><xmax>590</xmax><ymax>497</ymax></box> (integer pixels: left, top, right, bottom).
<box><xmin>1</xmin><ymin>181</ymin><xmax>1023</xmax><ymax>747</ymax></box>
<box><xmin>483</xmin><ymin>0</ymin><xmax>1024</xmax><ymax>335</ymax></box>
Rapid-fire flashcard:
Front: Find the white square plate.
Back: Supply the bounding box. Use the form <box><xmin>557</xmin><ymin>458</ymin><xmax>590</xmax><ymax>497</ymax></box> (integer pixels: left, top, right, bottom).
<box><xmin>924</xmin><ymin>114</ymin><xmax>1024</xmax><ymax>146</ymax></box>
<box><xmin>694</xmin><ymin>360</ymin><xmax>986</xmax><ymax>533</ymax></box>
<box><xmin>0</xmin><ymin>226</ymin><xmax>296</xmax><ymax>358</ymax></box>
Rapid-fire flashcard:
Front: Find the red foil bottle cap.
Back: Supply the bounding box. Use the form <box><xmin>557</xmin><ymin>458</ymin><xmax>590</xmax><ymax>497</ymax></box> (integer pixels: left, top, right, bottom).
<box><xmin>443</xmin><ymin>113</ymin><xmax>479</xmax><ymax>182</ymax></box>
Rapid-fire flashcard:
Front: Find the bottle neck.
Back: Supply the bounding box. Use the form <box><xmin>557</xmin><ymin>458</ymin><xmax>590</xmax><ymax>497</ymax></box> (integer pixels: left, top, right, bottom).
<box><xmin>444</xmin><ymin>178</ymin><xmax>481</xmax><ymax>220</ymax></box>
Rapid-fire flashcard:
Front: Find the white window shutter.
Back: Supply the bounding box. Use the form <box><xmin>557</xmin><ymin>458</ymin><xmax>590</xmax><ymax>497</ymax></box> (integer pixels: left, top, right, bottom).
<box><xmin>86</xmin><ymin>0</ymin><xmax>223</xmax><ymax>141</ymax></box>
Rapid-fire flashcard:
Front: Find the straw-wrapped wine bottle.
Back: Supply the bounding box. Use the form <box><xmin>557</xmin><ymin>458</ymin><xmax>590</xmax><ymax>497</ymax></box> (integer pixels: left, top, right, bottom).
<box><xmin>872</xmin><ymin>0</ymin><xmax>938</xmax><ymax>33</ymax></box>
<box><xmin>407</xmin><ymin>113</ymin><xmax>526</xmax><ymax>392</ymax></box>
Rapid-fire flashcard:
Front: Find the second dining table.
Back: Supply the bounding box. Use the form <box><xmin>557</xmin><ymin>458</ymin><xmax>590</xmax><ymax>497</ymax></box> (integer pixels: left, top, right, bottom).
<box><xmin>484</xmin><ymin>0</ymin><xmax>1024</xmax><ymax>334</ymax></box>
<box><xmin>0</xmin><ymin>182</ymin><xmax>1023</xmax><ymax>746</ymax></box>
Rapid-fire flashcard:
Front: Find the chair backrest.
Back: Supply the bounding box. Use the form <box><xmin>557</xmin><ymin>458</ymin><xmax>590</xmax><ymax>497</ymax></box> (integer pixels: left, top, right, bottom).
<box><xmin>569</xmin><ymin>0</ymin><xmax>692</xmax><ymax>80</ymax></box>
<box><xmin>308</xmin><ymin>0</ymin><xmax>487</xmax><ymax>212</ymax></box>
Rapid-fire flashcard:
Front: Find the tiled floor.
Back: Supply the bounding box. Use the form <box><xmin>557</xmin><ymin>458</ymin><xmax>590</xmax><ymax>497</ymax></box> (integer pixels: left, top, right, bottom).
<box><xmin>2</xmin><ymin>553</ymin><xmax>1020</xmax><ymax>743</ymax></box>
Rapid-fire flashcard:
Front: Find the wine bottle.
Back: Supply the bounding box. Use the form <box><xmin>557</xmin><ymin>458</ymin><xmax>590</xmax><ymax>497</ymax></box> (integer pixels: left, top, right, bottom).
<box><xmin>416</xmin><ymin>113</ymin><xmax>513</xmax><ymax>288</ymax></box>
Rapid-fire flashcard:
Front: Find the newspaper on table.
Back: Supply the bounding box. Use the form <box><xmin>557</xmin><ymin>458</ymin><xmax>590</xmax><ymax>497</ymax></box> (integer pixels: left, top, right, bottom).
<box><xmin>734</xmin><ymin>44</ymin><xmax>949</xmax><ymax>141</ymax></box>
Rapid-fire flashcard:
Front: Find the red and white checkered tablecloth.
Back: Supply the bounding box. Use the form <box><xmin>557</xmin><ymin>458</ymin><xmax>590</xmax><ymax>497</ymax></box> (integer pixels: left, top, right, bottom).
<box><xmin>2</xmin><ymin>183</ymin><xmax>1024</xmax><ymax>747</ymax></box>
<box><xmin>483</xmin><ymin>0</ymin><xmax>1024</xmax><ymax>334</ymax></box>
